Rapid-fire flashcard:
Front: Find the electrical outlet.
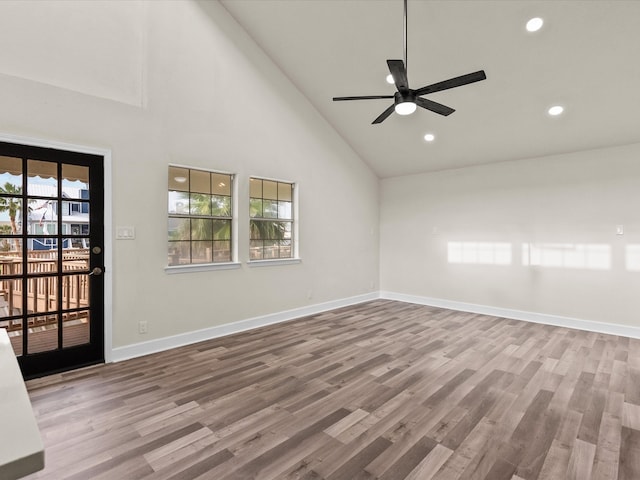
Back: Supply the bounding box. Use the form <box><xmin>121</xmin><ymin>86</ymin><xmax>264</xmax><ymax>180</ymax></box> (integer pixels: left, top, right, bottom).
<box><xmin>138</xmin><ymin>320</ymin><xmax>148</xmax><ymax>334</ymax></box>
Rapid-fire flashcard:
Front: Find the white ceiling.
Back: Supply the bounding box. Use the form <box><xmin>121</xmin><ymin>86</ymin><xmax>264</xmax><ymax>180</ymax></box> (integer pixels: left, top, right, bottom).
<box><xmin>220</xmin><ymin>0</ymin><xmax>640</xmax><ymax>178</ymax></box>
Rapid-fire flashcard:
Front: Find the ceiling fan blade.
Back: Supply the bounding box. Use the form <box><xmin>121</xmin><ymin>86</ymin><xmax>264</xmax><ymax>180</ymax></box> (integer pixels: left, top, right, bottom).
<box><xmin>387</xmin><ymin>59</ymin><xmax>409</xmax><ymax>91</ymax></box>
<box><xmin>414</xmin><ymin>70</ymin><xmax>486</xmax><ymax>96</ymax></box>
<box><xmin>333</xmin><ymin>95</ymin><xmax>395</xmax><ymax>101</ymax></box>
<box><xmin>415</xmin><ymin>97</ymin><xmax>455</xmax><ymax>116</ymax></box>
<box><xmin>372</xmin><ymin>104</ymin><xmax>396</xmax><ymax>124</ymax></box>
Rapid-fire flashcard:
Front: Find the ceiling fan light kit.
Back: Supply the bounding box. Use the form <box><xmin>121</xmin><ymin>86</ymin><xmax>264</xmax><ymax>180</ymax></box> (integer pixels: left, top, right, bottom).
<box><xmin>394</xmin><ymin>92</ymin><xmax>417</xmax><ymax>115</ymax></box>
<box><xmin>332</xmin><ymin>0</ymin><xmax>486</xmax><ymax>124</ymax></box>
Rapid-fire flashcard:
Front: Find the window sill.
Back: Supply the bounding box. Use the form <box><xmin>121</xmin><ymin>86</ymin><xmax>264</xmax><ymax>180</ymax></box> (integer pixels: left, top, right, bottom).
<box><xmin>164</xmin><ymin>262</ymin><xmax>241</xmax><ymax>274</ymax></box>
<box><xmin>247</xmin><ymin>258</ymin><xmax>301</xmax><ymax>268</ymax></box>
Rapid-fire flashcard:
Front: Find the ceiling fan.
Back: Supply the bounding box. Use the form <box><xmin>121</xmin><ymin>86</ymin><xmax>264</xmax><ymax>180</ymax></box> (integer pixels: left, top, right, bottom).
<box><xmin>332</xmin><ymin>0</ymin><xmax>486</xmax><ymax>124</ymax></box>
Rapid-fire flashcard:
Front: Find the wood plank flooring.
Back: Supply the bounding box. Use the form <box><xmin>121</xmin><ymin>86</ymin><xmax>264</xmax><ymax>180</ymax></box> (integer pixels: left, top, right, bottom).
<box><xmin>22</xmin><ymin>299</ymin><xmax>640</xmax><ymax>479</ymax></box>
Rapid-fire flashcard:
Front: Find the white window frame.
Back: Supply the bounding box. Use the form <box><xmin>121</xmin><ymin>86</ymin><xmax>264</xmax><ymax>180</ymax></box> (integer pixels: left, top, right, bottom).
<box><xmin>247</xmin><ymin>176</ymin><xmax>300</xmax><ymax>267</ymax></box>
<box><xmin>165</xmin><ymin>164</ymin><xmax>240</xmax><ymax>274</ymax></box>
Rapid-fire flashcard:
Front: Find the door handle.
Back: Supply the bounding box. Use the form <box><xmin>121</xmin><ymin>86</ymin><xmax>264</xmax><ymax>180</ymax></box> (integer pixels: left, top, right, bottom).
<box><xmin>89</xmin><ymin>267</ymin><xmax>104</xmax><ymax>276</ymax></box>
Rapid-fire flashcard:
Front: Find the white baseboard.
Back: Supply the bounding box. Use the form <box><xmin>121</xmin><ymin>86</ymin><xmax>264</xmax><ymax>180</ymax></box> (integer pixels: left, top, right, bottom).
<box><xmin>111</xmin><ymin>290</ymin><xmax>640</xmax><ymax>363</ymax></box>
<box><xmin>380</xmin><ymin>291</ymin><xmax>640</xmax><ymax>340</ymax></box>
<box><xmin>110</xmin><ymin>292</ymin><xmax>379</xmax><ymax>362</ymax></box>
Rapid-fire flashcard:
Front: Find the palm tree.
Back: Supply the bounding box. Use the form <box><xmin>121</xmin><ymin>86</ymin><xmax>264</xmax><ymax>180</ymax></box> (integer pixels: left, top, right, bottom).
<box><xmin>249</xmin><ymin>198</ymin><xmax>290</xmax><ymax>258</ymax></box>
<box><xmin>249</xmin><ymin>198</ymin><xmax>287</xmax><ymax>241</ymax></box>
<box><xmin>0</xmin><ymin>182</ymin><xmax>22</xmax><ymax>235</ymax></box>
<box><xmin>188</xmin><ymin>193</ymin><xmax>231</xmax><ymax>241</ymax></box>
<box><xmin>168</xmin><ymin>193</ymin><xmax>232</xmax><ymax>263</ymax></box>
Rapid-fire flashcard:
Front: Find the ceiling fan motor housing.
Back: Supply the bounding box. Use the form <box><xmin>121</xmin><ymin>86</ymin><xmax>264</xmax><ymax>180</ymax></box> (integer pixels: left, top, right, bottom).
<box><xmin>395</xmin><ymin>91</ymin><xmax>416</xmax><ymax>105</ymax></box>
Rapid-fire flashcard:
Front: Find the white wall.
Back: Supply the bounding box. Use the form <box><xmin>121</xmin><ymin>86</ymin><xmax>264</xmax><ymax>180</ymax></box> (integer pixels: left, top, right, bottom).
<box><xmin>380</xmin><ymin>142</ymin><xmax>640</xmax><ymax>328</ymax></box>
<box><xmin>0</xmin><ymin>0</ymin><xmax>379</xmax><ymax>349</ymax></box>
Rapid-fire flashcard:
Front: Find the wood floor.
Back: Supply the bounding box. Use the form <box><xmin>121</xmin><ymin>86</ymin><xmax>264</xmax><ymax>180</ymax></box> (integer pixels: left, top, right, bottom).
<box><xmin>23</xmin><ymin>299</ymin><xmax>640</xmax><ymax>480</ymax></box>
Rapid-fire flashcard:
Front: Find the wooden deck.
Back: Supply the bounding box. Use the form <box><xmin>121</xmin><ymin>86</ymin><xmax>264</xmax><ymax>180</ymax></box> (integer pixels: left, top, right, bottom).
<box><xmin>22</xmin><ymin>299</ymin><xmax>640</xmax><ymax>479</ymax></box>
<box><xmin>5</xmin><ymin>318</ymin><xmax>90</xmax><ymax>355</ymax></box>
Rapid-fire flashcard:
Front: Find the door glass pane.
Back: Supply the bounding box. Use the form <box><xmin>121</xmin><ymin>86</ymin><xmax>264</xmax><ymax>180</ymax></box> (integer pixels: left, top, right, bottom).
<box><xmin>0</xmin><ymin>197</ymin><xmax>22</xmax><ymax>235</ymax></box>
<box><xmin>27</xmin><ymin>276</ymin><xmax>57</xmax><ymax>314</ymax></box>
<box><xmin>62</xmin><ymin>274</ymin><xmax>89</xmax><ymax>310</ymax></box>
<box><xmin>0</xmin><ymin>278</ymin><xmax>21</xmax><ymax>317</ymax></box>
<box><xmin>62</xmin><ymin>164</ymin><xmax>89</xmax><ymax>200</ymax></box>
<box><xmin>63</xmin><ymin>310</ymin><xmax>90</xmax><ymax>348</ymax></box>
<box><xmin>1</xmin><ymin>319</ymin><xmax>22</xmax><ymax>356</ymax></box>
<box><xmin>27</xmin><ymin>257</ymin><xmax>58</xmax><ymax>275</ymax></box>
<box><xmin>0</xmin><ymin>157</ymin><xmax>23</xmax><ymax>266</ymax></box>
<box><xmin>28</xmin><ymin>160</ymin><xmax>57</xmax><ymax>197</ymax></box>
<box><xmin>28</xmin><ymin>198</ymin><xmax>57</xmax><ymax>238</ymax></box>
<box><xmin>0</xmin><ymin>156</ymin><xmax>23</xmax><ymax>190</ymax></box>
<box><xmin>64</xmin><ymin>237</ymin><xmax>90</xmax><ymax>251</ymax></box>
<box><xmin>27</xmin><ymin>314</ymin><xmax>59</xmax><ymax>354</ymax></box>
<box><xmin>62</xmin><ymin>249</ymin><xmax>89</xmax><ymax>272</ymax></box>
<box><xmin>0</xmin><ymin>258</ymin><xmax>22</xmax><ymax>277</ymax></box>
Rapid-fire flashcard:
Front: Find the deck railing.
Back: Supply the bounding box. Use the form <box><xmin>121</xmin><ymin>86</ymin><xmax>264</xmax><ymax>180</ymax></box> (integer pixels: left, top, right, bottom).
<box><xmin>0</xmin><ymin>249</ymin><xmax>90</xmax><ymax>331</ymax></box>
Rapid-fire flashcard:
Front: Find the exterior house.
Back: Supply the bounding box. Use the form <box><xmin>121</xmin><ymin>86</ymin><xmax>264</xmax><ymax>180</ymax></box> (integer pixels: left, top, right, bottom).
<box><xmin>24</xmin><ymin>185</ymin><xmax>89</xmax><ymax>251</ymax></box>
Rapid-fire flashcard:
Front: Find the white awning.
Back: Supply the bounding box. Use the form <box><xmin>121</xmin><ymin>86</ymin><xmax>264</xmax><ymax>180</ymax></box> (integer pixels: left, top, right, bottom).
<box><xmin>0</xmin><ymin>156</ymin><xmax>89</xmax><ymax>183</ymax></box>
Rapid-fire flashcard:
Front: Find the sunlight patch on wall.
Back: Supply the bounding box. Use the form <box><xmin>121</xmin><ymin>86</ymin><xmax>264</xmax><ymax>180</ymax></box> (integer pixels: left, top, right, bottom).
<box><xmin>626</xmin><ymin>244</ymin><xmax>640</xmax><ymax>272</ymax></box>
<box><xmin>522</xmin><ymin>243</ymin><xmax>611</xmax><ymax>270</ymax></box>
<box><xmin>447</xmin><ymin>242</ymin><xmax>512</xmax><ymax>265</ymax></box>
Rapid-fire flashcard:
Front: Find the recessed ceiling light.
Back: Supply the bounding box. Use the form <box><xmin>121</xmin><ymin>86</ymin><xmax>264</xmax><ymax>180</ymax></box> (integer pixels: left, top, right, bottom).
<box><xmin>548</xmin><ymin>105</ymin><xmax>564</xmax><ymax>116</ymax></box>
<box><xmin>526</xmin><ymin>17</ymin><xmax>544</xmax><ymax>32</ymax></box>
<box><xmin>386</xmin><ymin>74</ymin><xmax>395</xmax><ymax>84</ymax></box>
<box><xmin>174</xmin><ymin>176</ymin><xmax>187</xmax><ymax>183</ymax></box>
<box><xmin>424</xmin><ymin>133</ymin><xmax>435</xmax><ymax>142</ymax></box>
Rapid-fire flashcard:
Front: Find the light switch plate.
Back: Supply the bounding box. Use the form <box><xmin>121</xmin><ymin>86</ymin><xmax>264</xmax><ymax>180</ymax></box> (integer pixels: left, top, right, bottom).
<box><xmin>616</xmin><ymin>225</ymin><xmax>624</xmax><ymax>235</ymax></box>
<box><xmin>116</xmin><ymin>226</ymin><xmax>135</xmax><ymax>240</ymax></box>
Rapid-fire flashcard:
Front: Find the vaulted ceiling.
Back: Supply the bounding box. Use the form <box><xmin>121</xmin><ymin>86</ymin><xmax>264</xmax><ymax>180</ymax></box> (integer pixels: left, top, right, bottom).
<box><xmin>220</xmin><ymin>0</ymin><xmax>640</xmax><ymax>178</ymax></box>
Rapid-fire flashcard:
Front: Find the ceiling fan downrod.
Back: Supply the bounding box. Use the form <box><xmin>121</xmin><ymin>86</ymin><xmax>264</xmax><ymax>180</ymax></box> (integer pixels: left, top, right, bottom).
<box><xmin>403</xmin><ymin>0</ymin><xmax>408</xmax><ymax>78</ymax></box>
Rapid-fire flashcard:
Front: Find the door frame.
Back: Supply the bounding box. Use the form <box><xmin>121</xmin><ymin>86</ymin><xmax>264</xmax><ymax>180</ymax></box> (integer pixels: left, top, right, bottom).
<box><xmin>0</xmin><ymin>132</ymin><xmax>113</xmax><ymax>363</ymax></box>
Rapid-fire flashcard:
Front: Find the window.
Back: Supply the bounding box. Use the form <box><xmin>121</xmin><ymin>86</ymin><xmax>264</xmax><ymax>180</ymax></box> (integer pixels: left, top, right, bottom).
<box><xmin>249</xmin><ymin>177</ymin><xmax>294</xmax><ymax>260</ymax></box>
<box><xmin>167</xmin><ymin>166</ymin><xmax>233</xmax><ymax>266</ymax></box>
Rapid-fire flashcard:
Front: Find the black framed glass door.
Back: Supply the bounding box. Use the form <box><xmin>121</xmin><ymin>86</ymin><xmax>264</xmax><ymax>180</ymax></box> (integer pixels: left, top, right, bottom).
<box><xmin>0</xmin><ymin>141</ymin><xmax>104</xmax><ymax>378</ymax></box>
